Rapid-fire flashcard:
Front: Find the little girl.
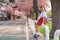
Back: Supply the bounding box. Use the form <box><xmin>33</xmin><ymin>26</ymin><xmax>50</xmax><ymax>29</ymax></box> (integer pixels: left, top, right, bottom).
<box><xmin>34</xmin><ymin>6</ymin><xmax>47</xmax><ymax>38</ymax></box>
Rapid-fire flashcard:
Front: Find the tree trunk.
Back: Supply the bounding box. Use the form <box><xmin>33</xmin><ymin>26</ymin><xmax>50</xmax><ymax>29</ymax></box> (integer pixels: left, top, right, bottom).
<box><xmin>33</xmin><ymin>0</ymin><xmax>38</xmax><ymax>20</ymax></box>
<box><xmin>50</xmin><ymin>0</ymin><xmax>60</xmax><ymax>37</ymax></box>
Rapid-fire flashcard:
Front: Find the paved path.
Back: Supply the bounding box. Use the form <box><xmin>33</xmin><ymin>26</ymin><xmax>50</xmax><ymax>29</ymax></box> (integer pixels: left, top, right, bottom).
<box><xmin>0</xmin><ymin>18</ymin><xmax>45</xmax><ymax>40</ymax></box>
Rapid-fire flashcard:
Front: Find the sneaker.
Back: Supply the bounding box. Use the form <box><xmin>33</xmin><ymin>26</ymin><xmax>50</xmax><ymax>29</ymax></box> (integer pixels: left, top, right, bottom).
<box><xmin>33</xmin><ymin>34</ymin><xmax>39</xmax><ymax>38</ymax></box>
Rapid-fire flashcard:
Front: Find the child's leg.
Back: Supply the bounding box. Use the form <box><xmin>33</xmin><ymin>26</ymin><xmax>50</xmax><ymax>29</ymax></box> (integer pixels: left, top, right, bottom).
<box><xmin>35</xmin><ymin>17</ymin><xmax>46</xmax><ymax>32</ymax></box>
<box><xmin>35</xmin><ymin>23</ymin><xmax>39</xmax><ymax>33</ymax></box>
<box><xmin>36</xmin><ymin>17</ymin><xmax>43</xmax><ymax>32</ymax></box>
<box><xmin>34</xmin><ymin>18</ymin><xmax>43</xmax><ymax>38</ymax></box>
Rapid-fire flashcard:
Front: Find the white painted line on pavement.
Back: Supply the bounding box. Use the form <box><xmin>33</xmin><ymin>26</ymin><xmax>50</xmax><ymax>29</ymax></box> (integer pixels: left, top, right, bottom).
<box><xmin>26</xmin><ymin>22</ymin><xmax>29</xmax><ymax>40</ymax></box>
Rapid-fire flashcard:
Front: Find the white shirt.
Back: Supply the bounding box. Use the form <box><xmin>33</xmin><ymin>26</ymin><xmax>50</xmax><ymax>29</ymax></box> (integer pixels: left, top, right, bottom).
<box><xmin>39</xmin><ymin>11</ymin><xmax>47</xmax><ymax>18</ymax></box>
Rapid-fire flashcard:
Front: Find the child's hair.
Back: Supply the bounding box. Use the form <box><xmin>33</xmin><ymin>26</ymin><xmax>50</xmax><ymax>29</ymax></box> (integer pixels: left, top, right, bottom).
<box><xmin>40</xmin><ymin>6</ymin><xmax>46</xmax><ymax>11</ymax></box>
<box><xmin>40</xmin><ymin>6</ymin><xmax>43</xmax><ymax>8</ymax></box>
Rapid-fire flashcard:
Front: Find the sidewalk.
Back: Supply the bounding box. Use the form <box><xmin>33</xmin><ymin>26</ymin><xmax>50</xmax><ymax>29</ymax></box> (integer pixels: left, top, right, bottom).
<box><xmin>28</xmin><ymin>18</ymin><xmax>45</xmax><ymax>40</ymax></box>
<box><xmin>0</xmin><ymin>18</ymin><xmax>45</xmax><ymax>40</ymax></box>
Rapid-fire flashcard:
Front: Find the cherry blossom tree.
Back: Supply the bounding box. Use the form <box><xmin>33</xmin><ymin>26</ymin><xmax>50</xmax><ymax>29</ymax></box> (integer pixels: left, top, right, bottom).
<box><xmin>14</xmin><ymin>0</ymin><xmax>47</xmax><ymax>15</ymax></box>
<box><xmin>8</xmin><ymin>0</ymin><xmax>48</xmax><ymax>16</ymax></box>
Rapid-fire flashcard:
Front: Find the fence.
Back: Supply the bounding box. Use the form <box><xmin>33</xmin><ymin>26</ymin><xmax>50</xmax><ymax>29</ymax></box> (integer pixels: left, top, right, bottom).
<box><xmin>54</xmin><ymin>30</ymin><xmax>60</xmax><ymax>40</ymax></box>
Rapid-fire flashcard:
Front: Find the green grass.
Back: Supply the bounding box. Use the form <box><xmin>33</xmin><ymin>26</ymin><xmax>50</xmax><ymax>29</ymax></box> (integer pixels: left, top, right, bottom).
<box><xmin>50</xmin><ymin>37</ymin><xmax>60</xmax><ymax>40</ymax></box>
<box><xmin>38</xmin><ymin>21</ymin><xmax>53</xmax><ymax>40</ymax></box>
<box><xmin>50</xmin><ymin>37</ymin><xmax>54</xmax><ymax>40</ymax></box>
<box><xmin>38</xmin><ymin>21</ymin><xmax>60</xmax><ymax>40</ymax></box>
<box><xmin>46</xmin><ymin>11</ymin><xmax>52</xmax><ymax>16</ymax></box>
<box><xmin>38</xmin><ymin>21</ymin><xmax>52</xmax><ymax>36</ymax></box>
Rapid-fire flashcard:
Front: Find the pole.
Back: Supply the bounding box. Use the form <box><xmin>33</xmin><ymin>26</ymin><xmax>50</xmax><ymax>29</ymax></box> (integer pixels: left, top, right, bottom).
<box><xmin>33</xmin><ymin>0</ymin><xmax>38</xmax><ymax>20</ymax></box>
